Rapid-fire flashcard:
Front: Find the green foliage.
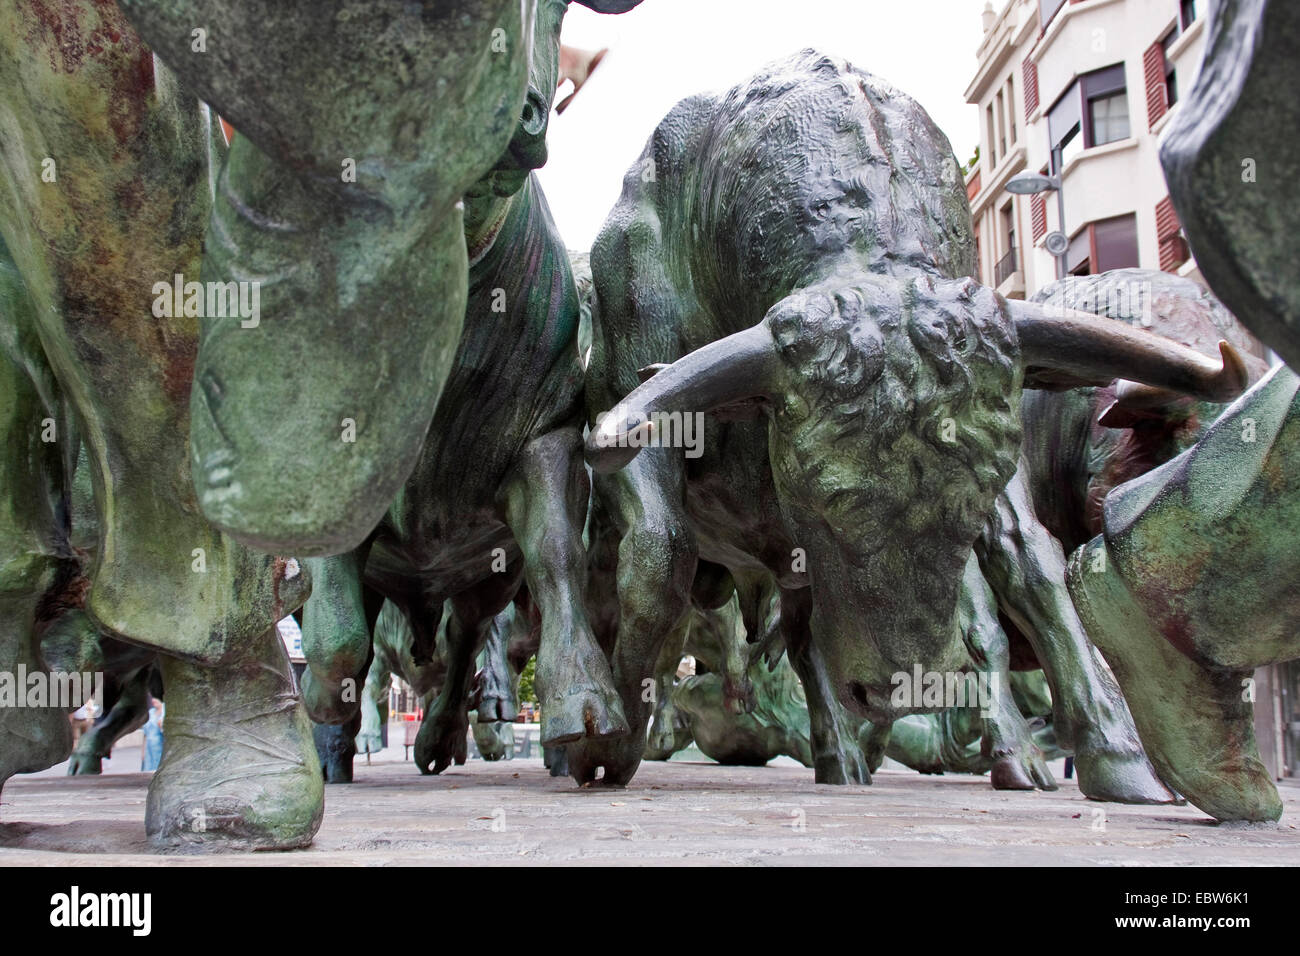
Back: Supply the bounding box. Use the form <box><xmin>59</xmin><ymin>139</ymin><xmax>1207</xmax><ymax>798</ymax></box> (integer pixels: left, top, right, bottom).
<box><xmin>517</xmin><ymin>656</ymin><xmax>539</xmax><ymax>706</ymax></box>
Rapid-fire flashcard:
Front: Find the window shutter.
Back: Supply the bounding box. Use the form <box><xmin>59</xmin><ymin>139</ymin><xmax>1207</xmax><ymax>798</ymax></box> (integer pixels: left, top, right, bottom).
<box><xmin>1156</xmin><ymin>196</ymin><xmax>1188</xmax><ymax>271</ymax></box>
<box><xmin>1031</xmin><ymin>194</ymin><xmax>1047</xmax><ymax>242</ymax></box>
<box><xmin>1144</xmin><ymin>41</ymin><xmax>1168</xmax><ymax>130</ymax></box>
<box><xmin>1023</xmin><ymin>59</ymin><xmax>1040</xmax><ymax>121</ymax></box>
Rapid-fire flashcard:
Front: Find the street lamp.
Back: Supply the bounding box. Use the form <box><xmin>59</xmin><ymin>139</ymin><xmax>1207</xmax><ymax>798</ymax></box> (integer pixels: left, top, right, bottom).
<box><xmin>1006</xmin><ymin>169</ymin><xmax>1069</xmax><ymax>279</ymax></box>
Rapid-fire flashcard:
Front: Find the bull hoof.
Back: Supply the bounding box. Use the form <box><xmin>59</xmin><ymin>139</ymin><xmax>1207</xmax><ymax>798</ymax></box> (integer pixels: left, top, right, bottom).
<box><xmin>565</xmin><ymin>734</ymin><xmax>644</xmax><ymax>787</ymax></box>
<box><xmin>414</xmin><ymin>704</ymin><xmax>468</xmax><ymax>775</ymax></box>
<box><xmin>1069</xmin><ymin>538</ymin><xmax>1280</xmax><ymax>822</ymax></box>
<box><xmin>540</xmin><ymin>683</ymin><xmax>629</xmax><ymax>748</ymax></box>
<box><xmin>67</xmin><ymin>751</ymin><xmax>105</xmax><ymax>776</ymax></box>
<box><xmin>145</xmin><ymin>697</ymin><xmax>323</xmax><ymax>852</ymax></box>
<box><xmin>989</xmin><ymin>753</ymin><xmax>1048</xmax><ymax>791</ymax></box>
<box><xmin>813</xmin><ymin>752</ymin><xmax>871</xmax><ymax>785</ymax></box>
<box><xmin>987</xmin><ymin>736</ymin><xmax>1056</xmax><ymax>791</ymax></box>
<box><xmin>1071</xmin><ymin>751</ymin><xmax>1178</xmax><ymax>805</ymax></box>
<box><xmin>476</xmin><ymin>693</ymin><xmax>515</xmax><ymax>724</ymax></box>
<box><xmin>544</xmin><ymin>746</ymin><xmax>569</xmax><ymax>777</ymax></box>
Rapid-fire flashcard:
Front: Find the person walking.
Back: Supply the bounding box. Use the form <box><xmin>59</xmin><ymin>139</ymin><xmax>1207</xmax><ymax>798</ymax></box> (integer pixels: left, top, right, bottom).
<box><xmin>141</xmin><ymin>697</ymin><xmax>164</xmax><ymax>772</ymax></box>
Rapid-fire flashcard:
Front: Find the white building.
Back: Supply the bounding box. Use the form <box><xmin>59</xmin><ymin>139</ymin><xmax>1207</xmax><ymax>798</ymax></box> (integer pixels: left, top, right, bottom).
<box><xmin>964</xmin><ymin>0</ymin><xmax>1205</xmax><ymax>300</ymax></box>
<box><xmin>965</xmin><ymin>0</ymin><xmax>1299</xmax><ymax>783</ymax></box>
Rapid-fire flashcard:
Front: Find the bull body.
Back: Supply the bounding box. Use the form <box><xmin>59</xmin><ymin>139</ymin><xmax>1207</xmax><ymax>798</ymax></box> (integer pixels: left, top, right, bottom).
<box><xmin>578</xmin><ymin>51</ymin><xmax>1241</xmax><ymax>789</ymax></box>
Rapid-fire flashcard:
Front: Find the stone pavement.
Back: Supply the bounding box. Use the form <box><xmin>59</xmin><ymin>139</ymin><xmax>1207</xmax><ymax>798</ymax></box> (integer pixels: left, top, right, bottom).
<box><xmin>3</xmin><ymin>756</ymin><xmax>1300</xmax><ymax>865</ymax></box>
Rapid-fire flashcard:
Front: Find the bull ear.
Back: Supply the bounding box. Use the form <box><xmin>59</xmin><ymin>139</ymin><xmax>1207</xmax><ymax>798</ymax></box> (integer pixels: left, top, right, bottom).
<box><xmin>1007</xmin><ymin>300</ymin><xmax>1249</xmax><ymax>402</ymax></box>
<box><xmin>587</xmin><ymin>323</ymin><xmax>782</xmax><ymax>473</ymax></box>
<box><xmin>1096</xmin><ymin>377</ymin><xmax>1198</xmax><ymax>429</ymax></box>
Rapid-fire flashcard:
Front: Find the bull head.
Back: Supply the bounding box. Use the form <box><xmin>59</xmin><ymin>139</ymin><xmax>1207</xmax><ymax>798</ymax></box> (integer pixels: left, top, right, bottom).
<box><xmin>587</xmin><ymin>273</ymin><xmax>1245</xmax><ymax>719</ymax></box>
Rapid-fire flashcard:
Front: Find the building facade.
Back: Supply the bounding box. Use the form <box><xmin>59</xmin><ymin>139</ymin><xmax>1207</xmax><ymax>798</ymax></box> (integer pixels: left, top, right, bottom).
<box><xmin>964</xmin><ymin>0</ymin><xmax>1204</xmax><ymax>300</ymax></box>
<box><xmin>964</xmin><ymin>0</ymin><xmax>1299</xmax><ymax>786</ymax></box>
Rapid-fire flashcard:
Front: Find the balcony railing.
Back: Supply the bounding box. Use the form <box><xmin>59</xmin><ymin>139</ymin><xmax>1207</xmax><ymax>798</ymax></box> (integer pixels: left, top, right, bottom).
<box><xmin>994</xmin><ymin>247</ymin><xmax>1019</xmax><ymax>287</ymax></box>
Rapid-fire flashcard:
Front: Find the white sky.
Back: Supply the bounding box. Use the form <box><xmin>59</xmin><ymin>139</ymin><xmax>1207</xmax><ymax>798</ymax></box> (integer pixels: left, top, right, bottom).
<box><xmin>539</xmin><ymin>0</ymin><xmax>987</xmax><ymax>250</ymax></box>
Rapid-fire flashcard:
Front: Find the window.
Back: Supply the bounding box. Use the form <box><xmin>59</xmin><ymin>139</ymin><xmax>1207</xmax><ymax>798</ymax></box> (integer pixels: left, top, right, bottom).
<box><xmin>1089</xmin><ymin>92</ymin><xmax>1130</xmax><ymax>146</ymax></box>
<box><xmin>1161</xmin><ymin>28</ymin><xmax>1180</xmax><ymax>107</ymax></box>
<box><xmin>1093</xmin><ymin>214</ymin><xmax>1140</xmax><ymax>272</ymax></box>
<box><xmin>1006</xmin><ymin>77</ymin><xmax>1017</xmax><ymax>144</ymax></box>
<box><xmin>996</xmin><ymin>90</ymin><xmax>1007</xmax><ymax>158</ymax></box>
<box><xmin>1181</xmin><ymin>0</ymin><xmax>1197</xmax><ymax>30</ymax></box>
<box><xmin>1047</xmin><ymin>85</ymin><xmax>1081</xmax><ymax>174</ymax></box>
<box><xmin>1039</xmin><ymin>0</ymin><xmax>1067</xmax><ymax>31</ymax></box>
<box><xmin>1082</xmin><ymin>65</ymin><xmax>1129</xmax><ymax>147</ymax></box>
<box><xmin>987</xmin><ymin>104</ymin><xmax>998</xmax><ymax>167</ymax></box>
<box><xmin>1049</xmin><ymin>64</ymin><xmax>1129</xmax><ymax>171</ymax></box>
<box><xmin>1064</xmin><ymin>215</ymin><xmax>1140</xmax><ymax>277</ymax></box>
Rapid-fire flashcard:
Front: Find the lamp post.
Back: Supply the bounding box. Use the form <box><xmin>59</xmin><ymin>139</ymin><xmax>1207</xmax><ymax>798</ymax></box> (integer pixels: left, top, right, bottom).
<box><xmin>1006</xmin><ymin>166</ymin><xmax>1069</xmax><ymax>280</ymax></box>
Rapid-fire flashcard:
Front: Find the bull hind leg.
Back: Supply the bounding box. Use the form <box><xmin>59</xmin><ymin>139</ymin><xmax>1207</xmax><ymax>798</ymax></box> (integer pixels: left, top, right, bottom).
<box><xmin>978</xmin><ymin>467</ymin><xmax>1177</xmax><ymax>805</ymax></box>
<box><xmin>644</xmin><ymin>612</ymin><xmax>693</xmax><ymax>761</ymax></box>
<box><xmin>957</xmin><ymin>554</ymin><xmax>1055</xmax><ymax>791</ymax></box>
<box><xmin>503</xmin><ymin>428</ymin><xmax>627</xmax><ymax>750</ymax></box>
<box><xmin>68</xmin><ymin>665</ymin><xmax>152</xmax><ymax>776</ymax></box>
<box><xmin>415</xmin><ymin>572</ymin><xmax>521</xmax><ymax>775</ymax></box>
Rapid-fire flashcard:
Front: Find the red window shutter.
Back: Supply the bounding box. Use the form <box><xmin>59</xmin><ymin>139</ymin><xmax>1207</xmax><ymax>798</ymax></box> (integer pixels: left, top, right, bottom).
<box><xmin>1144</xmin><ymin>41</ymin><xmax>1168</xmax><ymax>130</ymax></box>
<box><xmin>1156</xmin><ymin>196</ymin><xmax>1188</xmax><ymax>271</ymax></box>
<box><xmin>1031</xmin><ymin>194</ymin><xmax>1047</xmax><ymax>242</ymax></box>
<box><xmin>1023</xmin><ymin>59</ymin><xmax>1040</xmax><ymax>121</ymax></box>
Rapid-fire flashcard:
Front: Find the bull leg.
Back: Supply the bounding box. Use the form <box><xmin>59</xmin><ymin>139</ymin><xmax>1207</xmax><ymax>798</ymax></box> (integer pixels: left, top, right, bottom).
<box><xmin>781</xmin><ymin>587</ymin><xmax>872</xmax><ymax>785</ymax></box>
<box><xmin>644</xmin><ymin>612</ymin><xmax>693</xmax><ymax>760</ymax></box>
<box><xmin>312</xmin><ymin>715</ymin><xmax>360</xmax><ymax>785</ymax></box>
<box><xmin>978</xmin><ymin>467</ymin><xmax>1176</xmax><ymax>805</ymax></box>
<box><xmin>0</xmin><ymin>246</ymin><xmax>72</xmax><ymax>799</ymax></box>
<box><xmin>857</xmin><ymin>721</ymin><xmax>891</xmax><ymax>773</ymax></box>
<box><xmin>148</xmin><ymin>628</ymin><xmax>323</xmax><ymax>850</ymax></box>
<box><xmin>68</xmin><ymin>666</ymin><xmax>152</xmax><ymax>776</ymax></box>
<box><xmin>957</xmin><ymin>553</ymin><xmax>1055</xmax><ymax>791</ymax></box>
<box><xmin>472</xmin><ymin>606</ymin><xmax>517</xmax><ymax>724</ymax></box>
<box><xmin>503</xmin><ymin>428</ymin><xmax>627</xmax><ymax>747</ymax></box>
<box><xmin>565</xmin><ymin>452</ymin><xmax>696</xmax><ymax>786</ymax></box>
<box><xmin>0</xmin><ymin>5</ymin><xmax>316</xmax><ymax>850</ymax></box>
<box><xmin>300</xmin><ymin>546</ymin><xmax>380</xmax><ymax>726</ymax></box>
<box><xmin>415</xmin><ymin>571</ymin><xmax>520</xmax><ymax>775</ymax></box>
<box><xmin>1067</xmin><ymin>368</ymin><xmax>1300</xmax><ymax>822</ymax></box>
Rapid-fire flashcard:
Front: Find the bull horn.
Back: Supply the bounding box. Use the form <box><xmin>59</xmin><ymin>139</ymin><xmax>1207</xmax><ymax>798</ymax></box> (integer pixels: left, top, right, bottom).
<box><xmin>1006</xmin><ymin>300</ymin><xmax>1249</xmax><ymax>402</ymax></box>
<box><xmin>586</xmin><ymin>324</ymin><xmax>780</xmax><ymax>473</ymax></box>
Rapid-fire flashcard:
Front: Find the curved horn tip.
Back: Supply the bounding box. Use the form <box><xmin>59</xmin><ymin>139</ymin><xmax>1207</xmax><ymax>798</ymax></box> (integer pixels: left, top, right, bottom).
<box><xmin>1217</xmin><ymin>340</ymin><xmax>1249</xmax><ymax>399</ymax></box>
